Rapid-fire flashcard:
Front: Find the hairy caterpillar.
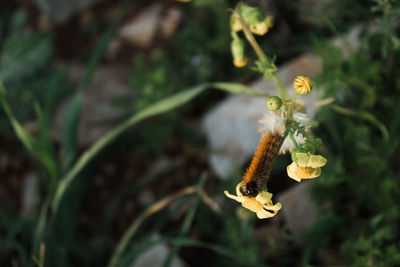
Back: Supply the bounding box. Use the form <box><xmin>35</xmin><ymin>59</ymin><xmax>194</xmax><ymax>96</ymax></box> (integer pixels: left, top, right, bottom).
<box><xmin>240</xmin><ymin>130</ymin><xmax>284</xmax><ymax>197</ymax></box>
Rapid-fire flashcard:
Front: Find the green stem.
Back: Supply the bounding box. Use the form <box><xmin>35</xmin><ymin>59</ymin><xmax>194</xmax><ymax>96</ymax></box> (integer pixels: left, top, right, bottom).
<box><xmin>273</xmin><ymin>75</ymin><xmax>289</xmax><ymax>100</ymax></box>
<box><xmin>289</xmin><ymin>132</ymin><xmax>300</xmax><ymax>150</ymax></box>
<box><xmin>234</xmin><ymin>11</ymin><xmax>267</xmax><ymax>61</ymax></box>
<box><xmin>331</xmin><ymin>104</ymin><xmax>389</xmax><ymax>141</ymax></box>
<box><xmin>233</xmin><ymin>10</ymin><xmax>289</xmax><ymax>101</ymax></box>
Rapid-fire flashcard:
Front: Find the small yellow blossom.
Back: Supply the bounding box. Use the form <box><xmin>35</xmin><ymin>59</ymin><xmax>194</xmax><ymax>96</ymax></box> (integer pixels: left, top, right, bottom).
<box><xmin>249</xmin><ymin>16</ymin><xmax>273</xmax><ymax>35</ymax></box>
<box><xmin>293</xmin><ymin>75</ymin><xmax>312</xmax><ymax>95</ymax></box>
<box><xmin>224</xmin><ymin>183</ymin><xmax>281</xmax><ymax>219</ymax></box>
<box><xmin>233</xmin><ymin>58</ymin><xmax>247</xmax><ymax>68</ymax></box>
<box><xmin>287</xmin><ymin>153</ymin><xmax>327</xmax><ymax>182</ymax></box>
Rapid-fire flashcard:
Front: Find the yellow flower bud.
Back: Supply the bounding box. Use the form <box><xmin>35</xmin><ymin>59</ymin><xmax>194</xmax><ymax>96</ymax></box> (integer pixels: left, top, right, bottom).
<box><xmin>250</xmin><ymin>23</ymin><xmax>268</xmax><ymax>35</ymax></box>
<box><xmin>233</xmin><ymin>58</ymin><xmax>247</xmax><ymax>68</ymax></box>
<box><xmin>231</xmin><ymin>16</ymin><xmax>242</xmax><ymax>32</ymax></box>
<box><xmin>231</xmin><ymin>37</ymin><xmax>247</xmax><ymax>68</ymax></box>
<box><xmin>293</xmin><ymin>75</ymin><xmax>313</xmax><ymax>95</ymax></box>
<box><xmin>249</xmin><ymin>16</ymin><xmax>274</xmax><ymax>36</ymax></box>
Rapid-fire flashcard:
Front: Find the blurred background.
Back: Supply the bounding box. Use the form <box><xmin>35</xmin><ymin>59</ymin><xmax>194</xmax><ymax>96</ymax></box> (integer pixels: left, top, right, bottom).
<box><xmin>1</xmin><ymin>0</ymin><xmax>400</xmax><ymax>266</ymax></box>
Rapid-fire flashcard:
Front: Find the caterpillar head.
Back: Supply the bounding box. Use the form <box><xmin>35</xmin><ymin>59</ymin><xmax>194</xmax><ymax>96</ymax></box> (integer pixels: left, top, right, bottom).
<box><xmin>240</xmin><ymin>181</ymin><xmax>259</xmax><ymax>197</ymax></box>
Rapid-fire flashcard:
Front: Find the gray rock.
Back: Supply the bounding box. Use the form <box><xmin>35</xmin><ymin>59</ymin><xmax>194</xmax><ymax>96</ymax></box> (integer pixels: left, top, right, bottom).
<box><xmin>34</xmin><ymin>0</ymin><xmax>104</xmax><ymax>23</ymax></box>
<box><xmin>53</xmin><ymin>63</ymin><xmax>132</xmax><ymax>146</ymax></box>
<box><xmin>117</xmin><ymin>4</ymin><xmax>181</xmax><ymax>49</ymax></box>
<box><xmin>119</xmin><ymin>4</ymin><xmax>163</xmax><ymax>48</ymax></box>
<box><xmin>277</xmin><ymin>182</ymin><xmax>316</xmax><ymax>237</ymax></box>
<box><xmin>131</xmin><ymin>235</ymin><xmax>185</xmax><ymax>267</ymax></box>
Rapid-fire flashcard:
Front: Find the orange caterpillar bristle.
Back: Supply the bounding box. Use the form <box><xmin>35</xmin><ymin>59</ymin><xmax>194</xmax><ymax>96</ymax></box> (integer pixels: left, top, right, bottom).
<box><xmin>240</xmin><ymin>130</ymin><xmax>283</xmax><ymax>196</ymax></box>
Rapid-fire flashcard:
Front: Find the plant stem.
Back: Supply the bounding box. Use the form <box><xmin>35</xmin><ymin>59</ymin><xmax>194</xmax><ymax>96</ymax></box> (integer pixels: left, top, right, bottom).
<box><xmin>273</xmin><ymin>75</ymin><xmax>289</xmax><ymax>100</ymax></box>
<box><xmin>289</xmin><ymin>132</ymin><xmax>301</xmax><ymax>150</ymax></box>
<box><xmin>234</xmin><ymin>12</ymin><xmax>267</xmax><ymax>61</ymax></box>
<box><xmin>234</xmin><ymin>11</ymin><xmax>289</xmax><ymax>101</ymax></box>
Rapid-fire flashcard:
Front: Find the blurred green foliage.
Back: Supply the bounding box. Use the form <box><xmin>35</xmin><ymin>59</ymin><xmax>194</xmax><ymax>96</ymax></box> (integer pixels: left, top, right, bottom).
<box><xmin>0</xmin><ymin>11</ymin><xmax>70</xmax><ymax>133</ymax></box>
<box><xmin>1</xmin><ymin>0</ymin><xmax>400</xmax><ymax>267</ymax></box>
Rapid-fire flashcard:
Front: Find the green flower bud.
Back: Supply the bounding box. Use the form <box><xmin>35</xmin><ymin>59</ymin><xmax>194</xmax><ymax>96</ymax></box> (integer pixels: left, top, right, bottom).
<box><xmin>231</xmin><ymin>37</ymin><xmax>247</xmax><ymax>68</ymax></box>
<box><xmin>230</xmin><ymin>14</ymin><xmax>242</xmax><ymax>32</ymax></box>
<box><xmin>239</xmin><ymin>3</ymin><xmax>263</xmax><ymax>26</ymax></box>
<box><xmin>266</xmin><ymin>96</ymin><xmax>282</xmax><ymax>111</ymax></box>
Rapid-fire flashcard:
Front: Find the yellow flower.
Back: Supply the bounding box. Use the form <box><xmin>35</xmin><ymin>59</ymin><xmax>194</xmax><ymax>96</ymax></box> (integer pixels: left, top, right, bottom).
<box><xmin>249</xmin><ymin>16</ymin><xmax>273</xmax><ymax>36</ymax></box>
<box><xmin>233</xmin><ymin>58</ymin><xmax>247</xmax><ymax>68</ymax></box>
<box><xmin>224</xmin><ymin>183</ymin><xmax>281</xmax><ymax>219</ymax></box>
<box><xmin>287</xmin><ymin>153</ymin><xmax>327</xmax><ymax>182</ymax></box>
<box><xmin>293</xmin><ymin>75</ymin><xmax>312</xmax><ymax>95</ymax></box>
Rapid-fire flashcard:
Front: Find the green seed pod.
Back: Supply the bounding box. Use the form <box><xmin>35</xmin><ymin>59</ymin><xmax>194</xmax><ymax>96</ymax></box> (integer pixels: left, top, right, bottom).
<box><xmin>266</xmin><ymin>96</ymin><xmax>282</xmax><ymax>111</ymax></box>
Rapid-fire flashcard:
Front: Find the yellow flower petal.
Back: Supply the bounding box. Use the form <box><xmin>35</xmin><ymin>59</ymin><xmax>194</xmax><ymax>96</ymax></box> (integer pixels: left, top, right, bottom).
<box><xmin>256</xmin><ymin>209</ymin><xmax>276</xmax><ymax>219</ymax></box>
<box><xmin>287</xmin><ymin>162</ymin><xmax>301</xmax><ymax>182</ymax></box>
<box><xmin>294</xmin><ymin>153</ymin><xmax>327</xmax><ymax>168</ymax></box>
<box><xmin>295</xmin><ymin>153</ymin><xmax>310</xmax><ymax>168</ymax></box>
<box><xmin>262</xmin><ymin>201</ymin><xmax>282</xmax><ymax>212</ymax></box>
<box><xmin>224</xmin><ymin>190</ymin><xmax>243</xmax><ymax>203</ymax></box>
<box><xmin>235</xmin><ymin>182</ymin><xmax>244</xmax><ymax>197</ymax></box>
<box><xmin>308</xmin><ymin>154</ymin><xmax>327</xmax><ymax>168</ymax></box>
<box><xmin>225</xmin><ymin>183</ymin><xmax>281</xmax><ymax>219</ymax></box>
<box><xmin>287</xmin><ymin>162</ymin><xmax>322</xmax><ymax>182</ymax></box>
<box><xmin>255</xmin><ymin>191</ymin><xmax>273</xmax><ymax>204</ymax></box>
<box><xmin>242</xmin><ymin>197</ymin><xmax>264</xmax><ymax>213</ymax></box>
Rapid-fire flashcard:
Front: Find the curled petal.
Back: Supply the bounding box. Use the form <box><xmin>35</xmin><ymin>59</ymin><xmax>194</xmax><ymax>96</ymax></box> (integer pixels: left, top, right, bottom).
<box><xmin>235</xmin><ymin>182</ymin><xmax>244</xmax><ymax>197</ymax></box>
<box><xmin>224</xmin><ymin>190</ymin><xmax>243</xmax><ymax>203</ymax></box>
<box><xmin>256</xmin><ymin>209</ymin><xmax>276</xmax><ymax>219</ymax></box>
<box><xmin>262</xmin><ymin>201</ymin><xmax>282</xmax><ymax>212</ymax></box>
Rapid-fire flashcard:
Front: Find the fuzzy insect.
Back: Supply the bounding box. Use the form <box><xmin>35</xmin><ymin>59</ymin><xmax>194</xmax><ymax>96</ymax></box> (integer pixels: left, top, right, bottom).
<box><xmin>240</xmin><ymin>130</ymin><xmax>283</xmax><ymax>197</ymax></box>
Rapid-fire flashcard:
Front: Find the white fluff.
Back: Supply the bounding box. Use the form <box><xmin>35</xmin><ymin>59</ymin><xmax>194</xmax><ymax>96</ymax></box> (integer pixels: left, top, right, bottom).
<box><xmin>258</xmin><ymin>110</ymin><xmax>311</xmax><ymax>153</ymax></box>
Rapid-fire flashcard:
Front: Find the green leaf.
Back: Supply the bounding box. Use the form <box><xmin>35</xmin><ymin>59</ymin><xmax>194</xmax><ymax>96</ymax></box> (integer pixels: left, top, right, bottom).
<box><xmin>0</xmin><ymin>81</ymin><xmax>58</xmax><ymax>189</ymax></box>
<box><xmin>0</xmin><ymin>33</ymin><xmax>52</xmax><ymax>82</ymax></box>
<box><xmin>212</xmin><ymin>82</ymin><xmax>265</xmax><ymax>96</ymax></box>
<box><xmin>61</xmin><ymin>92</ymin><xmax>82</xmax><ymax>171</ymax></box>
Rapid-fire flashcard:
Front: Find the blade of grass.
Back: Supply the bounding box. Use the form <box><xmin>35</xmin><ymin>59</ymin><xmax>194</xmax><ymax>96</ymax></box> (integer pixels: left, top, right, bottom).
<box><xmin>0</xmin><ymin>80</ymin><xmax>58</xmax><ymax>188</ymax></box>
<box><xmin>61</xmin><ymin>0</ymin><xmax>131</xmax><ymax>172</ymax></box>
<box><xmin>96</xmin><ymin>158</ymin><xmax>184</xmax><ymax>238</ymax></box>
<box><xmin>52</xmin><ymin>82</ymin><xmax>263</xmax><ymax>212</ymax></box>
<box><xmin>162</xmin><ymin>173</ymin><xmax>207</xmax><ymax>267</ymax></box>
<box><xmin>331</xmin><ymin>103</ymin><xmax>389</xmax><ymax>141</ymax></box>
<box><xmin>107</xmin><ymin>186</ymin><xmax>197</xmax><ymax>267</ymax></box>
